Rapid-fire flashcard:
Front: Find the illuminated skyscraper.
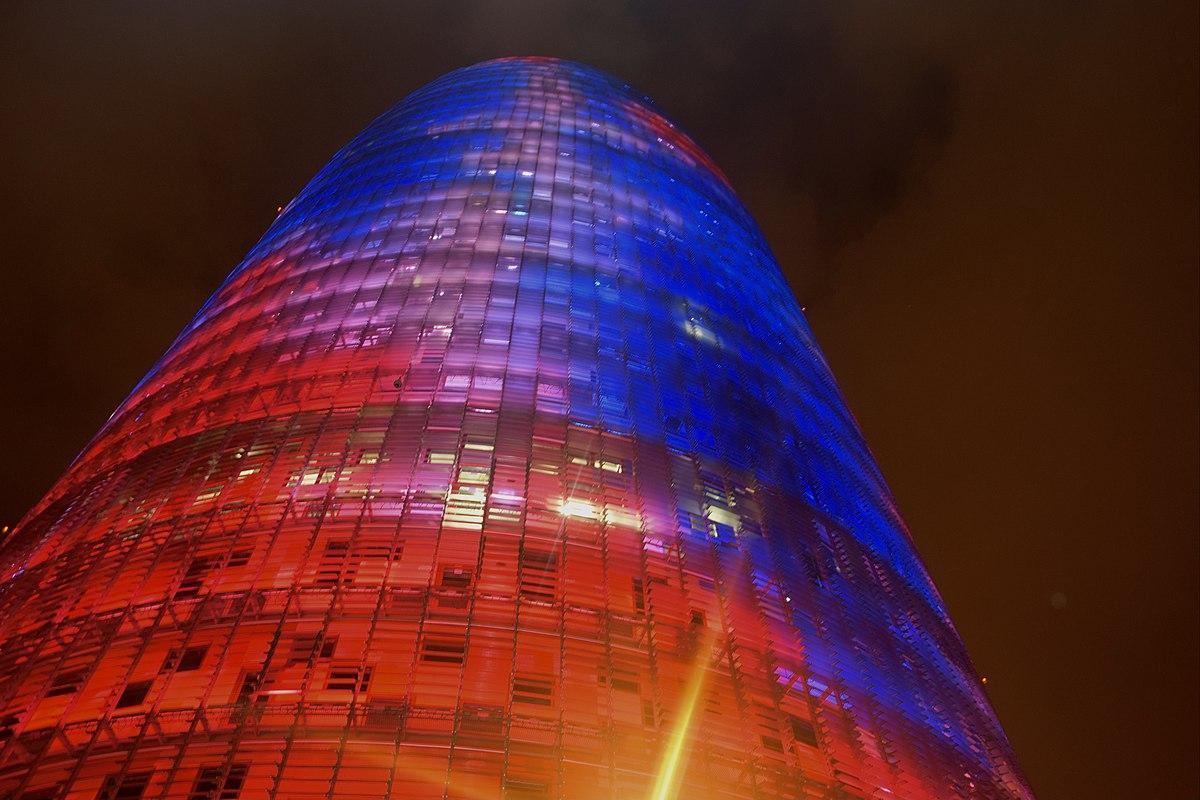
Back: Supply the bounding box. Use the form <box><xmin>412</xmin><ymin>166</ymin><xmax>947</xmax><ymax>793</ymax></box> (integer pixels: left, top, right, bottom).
<box><xmin>0</xmin><ymin>58</ymin><xmax>1033</xmax><ymax>799</ymax></box>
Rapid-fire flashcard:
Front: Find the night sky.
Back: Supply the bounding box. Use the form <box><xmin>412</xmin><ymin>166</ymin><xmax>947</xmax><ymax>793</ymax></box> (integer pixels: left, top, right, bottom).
<box><xmin>1</xmin><ymin>3</ymin><xmax>1196</xmax><ymax>798</ymax></box>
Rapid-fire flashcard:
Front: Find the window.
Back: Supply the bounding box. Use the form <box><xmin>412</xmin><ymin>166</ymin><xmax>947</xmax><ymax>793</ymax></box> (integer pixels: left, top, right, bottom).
<box><xmin>116</xmin><ymin>680</ymin><xmax>153</xmax><ymax>709</ymax></box>
<box><xmin>312</xmin><ymin>539</ymin><xmax>399</xmax><ymax>586</ymax></box>
<box><xmin>46</xmin><ymin>667</ymin><xmax>87</xmax><ymax>697</ymax></box>
<box><xmin>174</xmin><ymin>555</ymin><xmax>219</xmax><ymax>600</ymax></box>
<box><xmin>598</xmin><ymin>667</ymin><xmax>640</xmax><ymax>694</ymax></box>
<box><xmin>235</xmin><ymin>673</ymin><xmax>260</xmax><ymax>704</ymax></box>
<box><xmin>642</xmin><ymin>700</ymin><xmax>656</xmax><ymax>727</ymax></box>
<box><xmin>162</xmin><ymin>645</ymin><xmax>209</xmax><ymax>673</ymax></box>
<box><xmin>518</xmin><ymin>548</ymin><xmax>558</xmax><ymax>600</ymax></box>
<box><xmin>100</xmin><ymin>771</ymin><xmax>152</xmax><ymax>799</ymax></box>
<box><xmin>790</xmin><ymin>715</ymin><xmax>819</xmax><ymax>747</ymax></box>
<box><xmin>420</xmin><ymin>636</ymin><xmax>466</xmax><ymax>665</ymax></box>
<box><xmin>314</xmin><ymin>540</ymin><xmax>351</xmax><ymax>586</ymax></box>
<box><xmin>440</xmin><ymin>566</ymin><xmax>472</xmax><ymax>589</ymax></box>
<box><xmin>287</xmin><ymin>635</ymin><xmax>337</xmax><ymax>665</ymax></box>
<box><xmin>177</xmin><ymin>645</ymin><xmax>208</xmax><ymax>672</ymax></box>
<box><xmin>189</xmin><ymin>763</ymin><xmax>249</xmax><ymax>800</ymax></box>
<box><xmin>512</xmin><ymin>676</ymin><xmax>553</xmax><ymax>706</ymax></box>
<box><xmin>325</xmin><ymin>664</ymin><xmax>371</xmax><ymax>692</ymax></box>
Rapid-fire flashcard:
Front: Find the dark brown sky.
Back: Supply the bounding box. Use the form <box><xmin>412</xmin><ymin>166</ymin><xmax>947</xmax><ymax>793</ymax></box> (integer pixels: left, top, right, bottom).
<box><xmin>1</xmin><ymin>3</ymin><xmax>1196</xmax><ymax>798</ymax></box>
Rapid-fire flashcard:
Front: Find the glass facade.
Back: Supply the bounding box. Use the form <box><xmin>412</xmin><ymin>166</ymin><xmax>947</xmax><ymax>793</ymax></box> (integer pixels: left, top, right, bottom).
<box><xmin>0</xmin><ymin>58</ymin><xmax>1033</xmax><ymax>799</ymax></box>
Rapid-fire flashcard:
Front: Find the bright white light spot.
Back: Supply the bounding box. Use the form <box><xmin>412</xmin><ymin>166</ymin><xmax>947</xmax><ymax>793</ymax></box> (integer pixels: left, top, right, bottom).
<box><xmin>684</xmin><ymin>319</ymin><xmax>718</xmax><ymax>345</ymax></box>
<box><xmin>558</xmin><ymin>499</ymin><xmax>600</xmax><ymax>520</ymax></box>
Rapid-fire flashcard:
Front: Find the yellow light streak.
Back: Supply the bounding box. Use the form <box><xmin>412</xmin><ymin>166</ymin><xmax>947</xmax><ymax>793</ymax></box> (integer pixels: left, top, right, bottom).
<box><xmin>649</xmin><ymin>627</ymin><xmax>718</xmax><ymax>800</ymax></box>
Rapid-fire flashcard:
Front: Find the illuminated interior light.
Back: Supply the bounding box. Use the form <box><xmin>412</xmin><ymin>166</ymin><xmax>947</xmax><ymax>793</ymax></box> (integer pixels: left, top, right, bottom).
<box><xmin>457</xmin><ymin>466</ymin><xmax>491</xmax><ymax>484</ymax></box>
<box><xmin>705</xmin><ymin>507</ymin><xmax>739</xmax><ymax>528</ymax></box>
<box><xmin>684</xmin><ymin>318</ymin><xmax>719</xmax><ymax>345</ymax></box>
<box><xmin>192</xmin><ymin>488</ymin><xmax>221</xmax><ymax>504</ymax></box>
<box><xmin>603</xmin><ymin>506</ymin><xmax>642</xmax><ymax>528</ymax></box>
<box><xmin>486</xmin><ymin>506</ymin><xmax>521</xmax><ymax>518</ymax></box>
<box><xmin>558</xmin><ymin>498</ymin><xmax>600</xmax><ymax>519</ymax></box>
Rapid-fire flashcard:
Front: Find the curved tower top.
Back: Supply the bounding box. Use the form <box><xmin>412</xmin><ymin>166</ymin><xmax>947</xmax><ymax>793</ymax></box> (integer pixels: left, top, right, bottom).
<box><xmin>0</xmin><ymin>57</ymin><xmax>1033</xmax><ymax>800</ymax></box>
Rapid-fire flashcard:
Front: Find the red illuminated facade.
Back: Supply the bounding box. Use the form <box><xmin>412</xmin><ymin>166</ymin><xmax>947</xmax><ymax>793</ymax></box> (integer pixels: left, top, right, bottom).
<box><xmin>0</xmin><ymin>59</ymin><xmax>1033</xmax><ymax>799</ymax></box>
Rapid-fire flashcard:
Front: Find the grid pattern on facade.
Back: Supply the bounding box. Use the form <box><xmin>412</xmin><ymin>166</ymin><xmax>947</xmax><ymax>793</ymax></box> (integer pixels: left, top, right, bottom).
<box><xmin>0</xmin><ymin>58</ymin><xmax>1033</xmax><ymax>800</ymax></box>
